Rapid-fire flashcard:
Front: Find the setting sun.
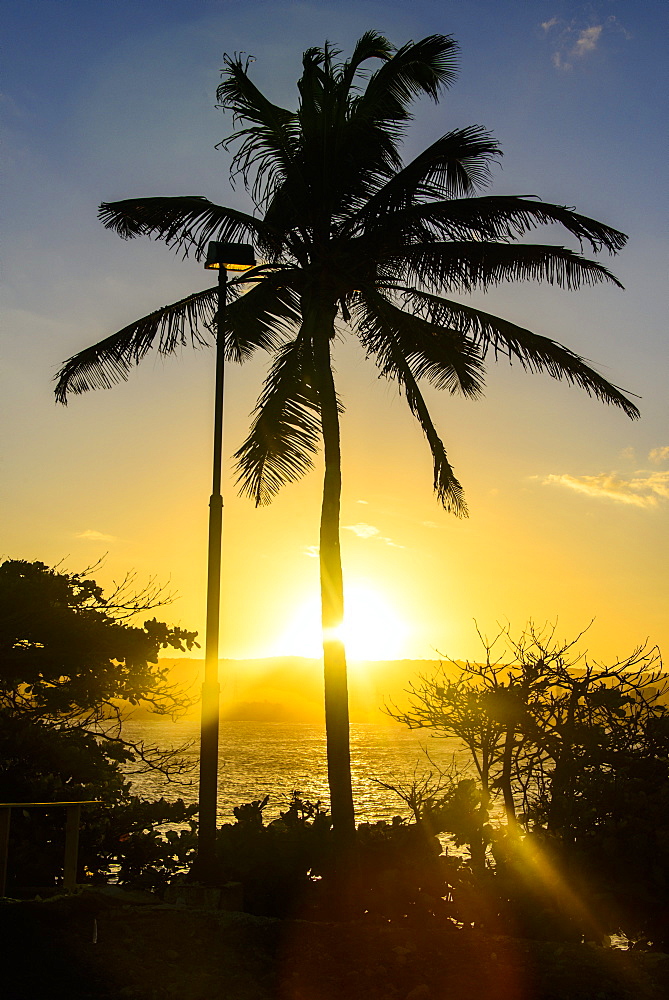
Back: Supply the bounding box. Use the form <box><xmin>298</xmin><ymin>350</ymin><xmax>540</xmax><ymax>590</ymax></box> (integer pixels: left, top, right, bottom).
<box><xmin>278</xmin><ymin>582</ymin><xmax>409</xmax><ymax>661</ymax></box>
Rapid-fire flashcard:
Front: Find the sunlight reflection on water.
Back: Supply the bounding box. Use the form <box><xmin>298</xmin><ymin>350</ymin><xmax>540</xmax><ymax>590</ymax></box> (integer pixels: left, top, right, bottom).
<box><xmin>122</xmin><ymin>719</ymin><xmax>473</xmax><ymax>826</ymax></box>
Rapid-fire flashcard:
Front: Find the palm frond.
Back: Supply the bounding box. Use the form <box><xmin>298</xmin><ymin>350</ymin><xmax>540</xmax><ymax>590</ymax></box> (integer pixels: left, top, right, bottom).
<box><xmin>357</xmin><ymin>34</ymin><xmax>459</xmax><ymax>122</ymax></box>
<box><xmin>217</xmin><ymin>54</ymin><xmax>295</xmax><ymax>129</ymax></box>
<box><xmin>55</xmin><ymin>288</ymin><xmax>219</xmax><ymax>403</ymax></box>
<box><xmin>399</xmin><ymin>196</ymin><xmax>627</xmax><ymax>253</ymax></box>
<box><xmin>394</xmin><ymin>242</ymin><xmax>625</xmax><ymax>293</ymax></box>
<box><xmin>394</xmin><ymin>286</ymin><xmax>640</xmax><ymax>418</ymax></box>
<box><xmin>217</xmin><ymin>54</ymin><xmax>302</xmax><ymax>207</ymax></box>
<box><xmin>354</xmin><ymin>304</ymin><xmax>467</xmax><ymax>515</ymax></box>
<box><xmin>338</xmin><ymin>31</ymin><xmax>394</xmax><ymax>97</ymax></box>
<box><xmin>234</xmin><ymin>337</ymin><xmax>322</xmax><ymax>505</ymax></box>
<box><xmin>306</xmin><ymin>34</ymin><xmax>461</xmax><ymax>223</ymax></box>
<box><xmin>326</xmin><ymin>35</ymin><xmax>460</xmax><ymax>213</ymax></box>
<box><xmin>345</xmin><ymin>127</ymin><xmax>501</xmax><ymax>235</ymax></box>
<box><xmin>298</xmin><ymin>43</ymin><xmax>334</xmax><ymax>111</ymax></box>
<box><xmin>354</xmin><ymin>289</ymin><xmax>485</xmax><ymax>399</ymax></box>
<box><xmin>224</xmin><ymin>271</ymin><xmax>302</xmax><ymax>361</ymax></box>
<box><xmin>98</xmin><ymin>197</ymin><xmax>281</xmax><ymax>259</ymax></box>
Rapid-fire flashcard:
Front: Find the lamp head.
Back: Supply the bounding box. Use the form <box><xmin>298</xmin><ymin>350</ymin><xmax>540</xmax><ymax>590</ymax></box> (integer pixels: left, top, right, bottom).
<box><xmin>204</xmin><ymin>241</ymin><xmax>256</xmax><ymax>271</ymax></box>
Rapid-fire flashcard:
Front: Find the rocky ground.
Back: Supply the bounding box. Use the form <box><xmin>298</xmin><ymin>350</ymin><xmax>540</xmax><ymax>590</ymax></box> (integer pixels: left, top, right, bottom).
<box><xmin>1</xmin><ymin>890</ymin><xmax>668</xmax><ymax>1000</ymax></box>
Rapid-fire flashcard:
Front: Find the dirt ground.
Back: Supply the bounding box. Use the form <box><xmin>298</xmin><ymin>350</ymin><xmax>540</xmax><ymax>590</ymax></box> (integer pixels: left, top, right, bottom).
<box><xmin>1</xmin><ymin>891</ymin><xmax>668</xmax><ymax>1000</ymax></box>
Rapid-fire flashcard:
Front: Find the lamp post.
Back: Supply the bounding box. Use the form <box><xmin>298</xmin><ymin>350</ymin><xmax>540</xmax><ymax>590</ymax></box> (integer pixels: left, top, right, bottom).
<box><xmin>196</xmin><ymin>241</ymin><xmax>256</xmax><ymax>880</ymax></box>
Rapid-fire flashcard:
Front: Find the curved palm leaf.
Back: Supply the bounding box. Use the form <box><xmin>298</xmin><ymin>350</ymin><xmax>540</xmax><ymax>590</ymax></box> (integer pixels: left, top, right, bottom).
<box><xmin>356</xmin><ymin>308</ymin><xmax>467</xmax><ymax>515</ymax></box>
<box><xmin>346</xmin><ymin>127</ymin><xmax>501</xmax><ymax>235</ymax></box>
<box><xmin>354</xmin><ymin>288</ymin><xmax>485</xmax><ymax>399</ymax></box>
<box><xmin>217</xmin><ymin>54</ymin><xmax>303</xmax><ymax>207</ymax></box>
<box><xmin>394</xmin><ymin>361</ymin><xmax>467</xmax><ymax>517</ymax></box>
<box><xmin>353</xmin><ymin>34</ymin><xmax>459</xmax><ymax>130</ymax></box>
<box><xmin>224</xmin><ymin>270</ymin><xmax>302</xmax><ymax>361</ymax></box>
<box><xmin>391</xmin><ymin>196</ymin><xmax>628</xmax><ymax>253</ymax></box>
<box><xmin>394</xmin><ymin>242</ymin><xmax>625</xmax><ymax>293</ymax></box>
<box><xmin>98</xmin><ymin>197</ymin><xmax>281</xmax><ymax>259</ymax></box>
<box><xmin>394</xmin><ymin>285</ymin><xmax>640</xmax><ymax>418</ymax></box>
<box><xmin>337</xmin><ymin>30</ymin><xmax>395</xmax><ymax>97</ymax></box>
<box><xmin>234</xmin><ymin>336</ymin><xmax>323</xmax><ymax>505</ymax></box>
<box><xmin>329</xmin><ymin>37</ymin><xmax>461</xmax><ymax>214</ymax></box>
<box><xmin>54</xmin><ymin>287</ymin><xmax>219</xmax><ymax>403</ymax></box>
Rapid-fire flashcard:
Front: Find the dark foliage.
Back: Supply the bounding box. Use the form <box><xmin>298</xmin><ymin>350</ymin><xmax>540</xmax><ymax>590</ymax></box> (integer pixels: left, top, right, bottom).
<box><xmin>205</xmin><ymin>791</ymin><xmax>484</xmax><ymax>927</ymax></box>
<box><xmin>390</xmin><ymin>623</ymin><xmax>669</xmax><ymax>944</ymax></box>
<box><xmin>0</xmin><ymin>559</ymin><xmax>199</xmax><ymax>890</ymax></box>
<box><xmin>209</xmin><ymin>794</ymin><xmax>332</xmax><ymax>916</ymax></box>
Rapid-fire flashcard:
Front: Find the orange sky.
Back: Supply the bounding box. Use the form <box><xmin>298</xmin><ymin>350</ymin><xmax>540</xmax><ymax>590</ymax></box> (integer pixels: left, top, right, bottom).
<box><xmin>3</xmin><ymin>2</ymin><xmax>668</xmax><ymax>669</ymax></box>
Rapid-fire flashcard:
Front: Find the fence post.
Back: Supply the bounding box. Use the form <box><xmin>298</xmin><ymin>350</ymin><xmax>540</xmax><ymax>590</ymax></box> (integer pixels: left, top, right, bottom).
<box><xmin>0</xmin><ymin>807</ymin><xmax>11</xmax><ymax>897</ymax></box>
<box><xmin>63</xmin><ymin>803</ymin><xmax>82</xmax><ymax>889</ymax></box>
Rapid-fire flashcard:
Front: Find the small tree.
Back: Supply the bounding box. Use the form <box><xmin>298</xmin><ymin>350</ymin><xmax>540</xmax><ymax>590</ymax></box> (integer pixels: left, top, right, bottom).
<box><xmin>391</xmin><ymin>623</ymin><xmax>666</xmax><ymax>822</ymax></box>
<box><xmin>0</xmin><ymin>559</ymin><xmax>200</xmax><ymax>889</ymax></box>
<box><xmin>390</xmin><ymin>622</ymin><xmax>669</xmax><ymax>941</ymax></box>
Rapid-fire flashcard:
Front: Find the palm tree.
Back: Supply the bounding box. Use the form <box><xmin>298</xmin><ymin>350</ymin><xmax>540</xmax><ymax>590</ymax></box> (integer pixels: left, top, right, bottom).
<box><xmin>56</xmin><ymin>32</ymin><xmax>638</xmax><ymax>849</ymax></box>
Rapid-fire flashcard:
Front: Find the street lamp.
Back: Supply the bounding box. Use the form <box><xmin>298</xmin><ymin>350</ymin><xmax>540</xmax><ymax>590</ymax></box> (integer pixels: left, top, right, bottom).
<box><xmin>196</xmin><ymin>241</ymin><xmax>256</xmax><ymax>880</ymax></box>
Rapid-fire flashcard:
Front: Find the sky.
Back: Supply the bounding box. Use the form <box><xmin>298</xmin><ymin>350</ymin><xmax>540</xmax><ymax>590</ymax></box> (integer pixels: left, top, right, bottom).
<box><xmin>2</xmin><ymin>0</ymin><xmax>668</xmax><ymax>668</ymax></box>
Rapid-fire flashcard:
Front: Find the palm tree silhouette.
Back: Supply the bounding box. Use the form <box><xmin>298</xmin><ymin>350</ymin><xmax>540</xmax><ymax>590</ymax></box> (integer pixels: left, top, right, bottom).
<box><xmin>56</xmin><ymin>32</ymin><xmax>638</xmax><ymax>848</ymax></box>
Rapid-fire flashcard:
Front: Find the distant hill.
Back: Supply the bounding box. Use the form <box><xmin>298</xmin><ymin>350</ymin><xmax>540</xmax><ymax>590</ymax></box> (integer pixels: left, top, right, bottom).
<box><xmin>123</xmin><ymin>655</ymin><xmax>668</xmax><ymax>723</ymax></box>
<box><xmin>152</xmin><ymin>656</ymin><xmax>454</xmax><ymax>724</ymax></box>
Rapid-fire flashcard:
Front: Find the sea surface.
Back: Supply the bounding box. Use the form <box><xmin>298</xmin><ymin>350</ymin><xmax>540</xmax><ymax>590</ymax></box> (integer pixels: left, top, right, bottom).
<box><xmin>122</xmin><ymin>719</ymin><xmax>473</xmax><ymax>826</ymax></box>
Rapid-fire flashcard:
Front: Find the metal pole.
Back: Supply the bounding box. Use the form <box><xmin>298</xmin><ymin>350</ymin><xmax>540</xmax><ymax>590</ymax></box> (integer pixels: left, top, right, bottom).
<box><xmin>196</xmin><ymin>267</ymin><xmax>227</xmax><ymax>880</ymax></box>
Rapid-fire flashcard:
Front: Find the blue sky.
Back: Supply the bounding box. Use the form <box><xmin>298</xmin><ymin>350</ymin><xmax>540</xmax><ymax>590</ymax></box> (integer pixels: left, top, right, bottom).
<box><xmin>3</xmin><ymin>0</ymin><xmax>668</xmax><ymax>661</ymax></box>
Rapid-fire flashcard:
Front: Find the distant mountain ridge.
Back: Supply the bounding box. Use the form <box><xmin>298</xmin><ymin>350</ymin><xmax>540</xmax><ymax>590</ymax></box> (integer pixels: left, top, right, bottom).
<box><xmin>153</xmin><ymin>656</ymin><xmax>453</xmax><ymax>724</ymax></box>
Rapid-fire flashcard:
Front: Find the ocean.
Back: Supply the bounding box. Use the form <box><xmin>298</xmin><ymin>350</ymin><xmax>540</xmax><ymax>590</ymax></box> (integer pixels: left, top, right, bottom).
<box><xmin>122</xmin><ymin>718</ymin><xmax>473</xmax><ymax>826</ymax></box>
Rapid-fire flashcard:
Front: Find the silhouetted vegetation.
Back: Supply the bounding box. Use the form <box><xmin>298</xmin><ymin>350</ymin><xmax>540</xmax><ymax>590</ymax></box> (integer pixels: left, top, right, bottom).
<box><xmin>201</xmin><ymin>790</ymin><xmax>467</xmax><ymax>925</ymax></box>
<box><xmin>4</xmin><ymin>565</ymin><xmax>667</xmax><ymax>948</ymax></box>
<box><xmin>56</xmin><ymin>31</ymin><xmax>637</xmax><ymax>853</ymax></box>
<box><xmin>0</xmin><ymin>559</ymin><xmax>199</xmax><ymax>890</ymax></box>
<box><xmin>390</xmin><ymin>624</ymin><xmax>669</xmax><ymax>946</ymax></box>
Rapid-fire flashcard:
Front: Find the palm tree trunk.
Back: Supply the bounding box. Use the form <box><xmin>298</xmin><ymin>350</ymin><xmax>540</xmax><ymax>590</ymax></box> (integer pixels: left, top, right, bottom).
<box><xmin>309</xmin><ymin>299</ymin><xmax>356</xmax><ymax>851</ymax></box>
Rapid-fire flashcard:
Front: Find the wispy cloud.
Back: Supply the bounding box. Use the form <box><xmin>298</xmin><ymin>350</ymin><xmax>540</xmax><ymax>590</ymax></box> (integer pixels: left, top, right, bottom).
<box><xmin>542</xmin><ymin>14</ymin><xmax>628</xmax><ymax>71</ymax></box>
<box><xmin>574</xmin><ymin>25</ymin><xmax>602</xmax><ymax>56</ymax></box>
<box><xmin>345</xmin><ymin>522</ymin><xmax>380</xmax><ymax>539</ymax></box>
<box><xmin>303</xmin><ymin>544</ymin><xmax>319</xmax><ymax>559</ymax></box>
<box><xmin>76</xmin><ymin>528</ymin><xmax>117</xmax><ymax>542</ymax></box>
<box><xmin>343</xmin><ymin>522</ymin><xmax>404</xmax><ymax>548</ymax></box>
<box><xmin>649</xmin><ymin>446</ymin><xmax>669</xmax><ymax>465</ymax></box>
<box><xmin>542</xmin><ymin>470</ymin><xmax>669</xmax><ymax>508</ymax></box>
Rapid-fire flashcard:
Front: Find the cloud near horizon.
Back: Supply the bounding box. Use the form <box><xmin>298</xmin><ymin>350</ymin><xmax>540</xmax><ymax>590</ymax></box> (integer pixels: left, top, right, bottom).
<box><xmin>649</xmin><ymin>446</ymin><xmax>669</xmax><ymax>465</ymax></box>
<box><xmin>76</xmin><ymin>528</ymin><xmax>117</xmax><ymax>542</ymax></box>
<box><xmin>542</xmin><ymin>470</ymin><xmax>669</xmax><ymax>508</ymax></box>
<box><xmin>302</xmin><ymin>522</ymin><xmax>405</xmax><ymax>557</ymax></box>
<box><xmin>343</xmin><ymin>522</ymin><xmax>404</xmax><ymax>548</ymax></box>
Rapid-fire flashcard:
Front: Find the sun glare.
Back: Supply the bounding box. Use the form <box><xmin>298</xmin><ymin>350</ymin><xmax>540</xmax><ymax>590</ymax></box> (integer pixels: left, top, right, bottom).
<box><xmin>279</xmin><ymin>583</ymin><xmax>409</xmax><ymax>661</ymax></box>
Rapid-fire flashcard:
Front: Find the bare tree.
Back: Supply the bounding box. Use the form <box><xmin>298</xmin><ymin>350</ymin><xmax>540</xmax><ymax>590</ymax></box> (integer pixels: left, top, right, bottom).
<box><xmin>389</xmin><ymin>622</ymin><xmax>667</xmax><ymax>833</ymax></box>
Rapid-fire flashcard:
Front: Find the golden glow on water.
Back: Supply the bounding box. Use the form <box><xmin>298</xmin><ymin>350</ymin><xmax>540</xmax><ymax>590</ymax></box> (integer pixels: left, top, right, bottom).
<box><xmin>277</xmin><ymin>582</ymin><xmax>409</xmax><ymax>661</ymax></box>
<box><xmin>123</xmin><ymin>718</ymin><xmax>467</xmax><ymax>826</ymax></box>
